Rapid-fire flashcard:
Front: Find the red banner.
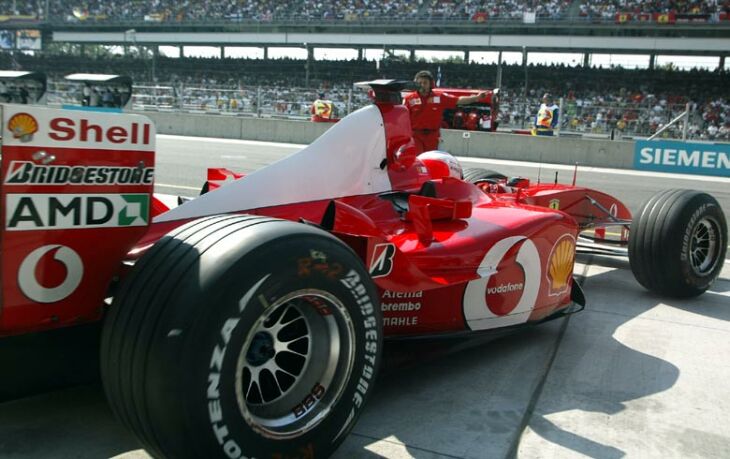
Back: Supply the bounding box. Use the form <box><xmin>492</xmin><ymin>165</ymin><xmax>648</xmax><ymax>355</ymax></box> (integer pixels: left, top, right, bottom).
<box><xmin>615</xmin><ymin>12</ymin><xmax>632</xmax><ymax>23</ymax></box>
<box><xmin>471</xmin><ymin>12</ymin><xmax>488</xmax><ymax>23</ymax></box>
<box><xmin>653</xmin><ymin>12</ymin><xmax>676</xmax><ymax>24</ymax></box>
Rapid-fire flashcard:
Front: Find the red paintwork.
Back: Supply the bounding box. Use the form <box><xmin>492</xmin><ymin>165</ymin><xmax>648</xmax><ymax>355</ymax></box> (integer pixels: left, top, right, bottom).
<box><xmin>205</xmin><ymin>167</ymin><xmax>245</xmax><ymax>192</ymax></box>
<box><xmin>2</xmin><ymin>88</ymin><xmax>632</xmax><ymax>339</ymax></box>
<box><xmin>0</xmin><ymin>143</ymin><xmax>153</xmax><ymax>335</ymax></box>
<box><xmin>381</xmin><ymin>104</ymin><xmax>432</xmax><ymax>191</ymax></box>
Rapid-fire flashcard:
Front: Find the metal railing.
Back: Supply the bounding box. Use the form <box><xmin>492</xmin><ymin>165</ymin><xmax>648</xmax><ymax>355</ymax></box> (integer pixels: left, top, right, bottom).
<box><xmin>44</xmin><ymin>80</ymin><xmax>718</xmax><ymax>140</ymax></box>
<box><xmin>497</xmin><ymin>98</ymin><xmax>703</xmax><ymax>139</ymax></box>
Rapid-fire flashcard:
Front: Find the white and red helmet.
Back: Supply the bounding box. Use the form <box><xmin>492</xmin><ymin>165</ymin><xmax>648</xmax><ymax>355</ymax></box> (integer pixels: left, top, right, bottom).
<box><xmin>417</xmin><ymin>150</ymin><xmax>463</xmax><ymax>180</ymax></box>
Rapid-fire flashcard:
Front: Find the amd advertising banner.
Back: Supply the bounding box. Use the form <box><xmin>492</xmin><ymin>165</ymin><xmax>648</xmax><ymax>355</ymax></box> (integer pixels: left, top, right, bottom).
<box><xmin>634</xmin><ymin>139</ymin><xmax>730</xmax><ymax>177</ymax></box>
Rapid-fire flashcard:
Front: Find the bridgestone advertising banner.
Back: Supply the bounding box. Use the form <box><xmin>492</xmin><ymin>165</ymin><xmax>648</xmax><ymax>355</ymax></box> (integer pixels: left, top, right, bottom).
<box><xmin>634</xmin><ymin>140</ymin><xmax>730</xmax><ymax>178</ymax></box>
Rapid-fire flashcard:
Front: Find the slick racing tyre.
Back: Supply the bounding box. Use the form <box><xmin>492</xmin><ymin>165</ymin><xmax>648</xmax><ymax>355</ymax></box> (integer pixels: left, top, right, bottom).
<box><xmin>101</xmin><ymin>215</ymin><xmax>382</xmax><ymax>459</ymax></box>
<box><xmin>462</xmin><ymin>168</ymin><xmax>507</xmax><ymax>183</ymax></box>
<box><xmin>628</xmin><ymin>190</ymin><xmax>727</xmax><ymax>298</ymax></box>
<box><xmin>463</xmin><ymin>168</ymin><xmax>508</xmax><ymax>193</ymax></box>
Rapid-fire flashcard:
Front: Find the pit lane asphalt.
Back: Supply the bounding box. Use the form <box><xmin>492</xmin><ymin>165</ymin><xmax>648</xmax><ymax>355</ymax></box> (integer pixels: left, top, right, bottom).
<box><xmin>1</xmin><ymin>135</ymin><xmax>729</xmax><ymax>459</ymax></box>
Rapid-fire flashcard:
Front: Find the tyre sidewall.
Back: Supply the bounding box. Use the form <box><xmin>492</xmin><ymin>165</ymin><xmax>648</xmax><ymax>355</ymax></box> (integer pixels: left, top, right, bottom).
<box><xmin>177</xmin><ymin>234</ymin><xmax>381</xmax><ymax>458</ymax></box>
<box><xmin>675</xmin><ymin>197</ymin><xmax>727</xmax><ymax>291</ymax></box>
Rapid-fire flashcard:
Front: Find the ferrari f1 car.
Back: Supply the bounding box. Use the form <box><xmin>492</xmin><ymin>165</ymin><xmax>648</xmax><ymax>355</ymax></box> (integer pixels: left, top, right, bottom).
<box><xmin>0</xmin><ymin>80</ymin><xmax>726</xmax><ymax>459</ymax></box>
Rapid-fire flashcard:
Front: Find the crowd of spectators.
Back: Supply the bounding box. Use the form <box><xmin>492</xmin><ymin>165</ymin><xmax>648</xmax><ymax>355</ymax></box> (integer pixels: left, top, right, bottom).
<box><xmin>579</xmin><ymin>0</ymin><xmax>730</xmax><ymax>19</ymax></box>
<box><xmin>0</xmin><ymin>0</ymin><xmax>727</xmax><ymax>22</ymax></box>
<box><xmin>422</xmin><ymin>0</ymin><xmax>571</xmax><ymax>20</ymax></box>
<box><xmin>0</xmin><ymin>52</ymin><xmax>727</xmax><ymax>140</ymax></box>
<box><xmin>497</xmin><ymin>87</ymin><xmax>729</xmax><ymax>141</ymax></box>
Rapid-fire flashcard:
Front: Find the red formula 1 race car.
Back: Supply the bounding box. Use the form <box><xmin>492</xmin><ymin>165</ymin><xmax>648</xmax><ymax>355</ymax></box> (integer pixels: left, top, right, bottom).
<box><xmin>1</xmin><ymin>80</ymin><xmax>726</xmax><ymax>459</ymax></box>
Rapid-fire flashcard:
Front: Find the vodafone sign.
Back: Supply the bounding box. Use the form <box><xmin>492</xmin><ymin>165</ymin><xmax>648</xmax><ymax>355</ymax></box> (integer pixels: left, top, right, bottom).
<box><xmin>2</xmin><ymin>104</ymin><xmax>155</xmax><ymax>151</ymax></box>
<box><xmin>18</xmin><ymin>244</ymin><xmax>83</xmax><ymax>303</ymax></box>
<box><xmin>463</xmin><ymin>236</ymin><xmax>541</xmax><ymax>330</ymax></box>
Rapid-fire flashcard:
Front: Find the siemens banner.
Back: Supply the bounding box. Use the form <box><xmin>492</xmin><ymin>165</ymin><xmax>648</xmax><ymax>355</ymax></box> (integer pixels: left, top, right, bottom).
<box><xmin>635</xmin><ymin>140</ymin><xmax>730</xmax><ymax>177</ymax></box>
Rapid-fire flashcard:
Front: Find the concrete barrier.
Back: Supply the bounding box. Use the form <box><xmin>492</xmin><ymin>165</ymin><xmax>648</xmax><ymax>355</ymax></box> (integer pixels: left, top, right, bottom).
<box><xmin>140</xmin><ymin>111</ymin><xmax>331</xmax><ymax>144</ymax></box>
<box><xmin>137</xmin><ymin>111</ymin><xmax>636</xmax><ymax>169</ymax></box>
<box><xmin>440</xmin><ymin>129</ymin><xmax>635</xmax><ymax>168</ymax></box>
<box><xmin>147</xmin><ymin>112</ymin><xmax>243</xmax><ymax>139</ymax></box>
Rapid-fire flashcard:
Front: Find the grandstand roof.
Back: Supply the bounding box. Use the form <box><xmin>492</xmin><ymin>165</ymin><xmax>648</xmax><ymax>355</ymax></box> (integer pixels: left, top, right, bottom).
<box><xmin>64</xmin><ymin>73</ymin><xmax>132</xmax><ymax>85</ymax></box>
<box><xmin>0</xmin><ymin>71</ymin><xmax>45</xmax><ymax>80</ymax></box>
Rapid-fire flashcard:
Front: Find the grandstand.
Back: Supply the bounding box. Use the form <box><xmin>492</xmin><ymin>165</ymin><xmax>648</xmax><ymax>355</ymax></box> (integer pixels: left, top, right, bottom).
<box><xmin>1</xmin><ymin>52</ymin><xmax>726</xmax><ymax>140</ymax></box>
<box><xmin>2</xmin><ymin>0</ymin><xmax>729</xmax><ymax>23</ymax></box>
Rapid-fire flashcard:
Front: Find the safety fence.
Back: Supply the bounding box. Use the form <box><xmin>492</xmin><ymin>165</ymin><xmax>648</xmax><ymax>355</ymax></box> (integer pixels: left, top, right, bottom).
<box><xmin>45</xmin><ymin>80</ymin><xmax>712</xmax><ymax>140</ymax></box>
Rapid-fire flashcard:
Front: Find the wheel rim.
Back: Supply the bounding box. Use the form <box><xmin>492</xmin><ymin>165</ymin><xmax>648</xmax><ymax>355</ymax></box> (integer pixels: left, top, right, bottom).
<box><xmin>689</xmin><ymin>216</ymin><xmax>723</xmax><ymax>276</ymax></box>
<box><xmin>235</xmin><ymin>289</ymin><xmax>356</xmax><ymax>439</ymax></box>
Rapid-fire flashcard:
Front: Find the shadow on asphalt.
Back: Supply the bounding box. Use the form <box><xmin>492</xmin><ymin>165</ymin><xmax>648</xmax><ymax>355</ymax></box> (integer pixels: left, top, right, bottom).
<box><xmin>2</xmin><ymin>252</ymin><xmax>727</xmax><ymax>459</ymax></box>
<box><xmin>520</xmin><ymin>253</ymin><xmax>728</xmax><ymax>459</ymax></box>
<box><xmin>0</xmin><ymin>323</ymin><xmax>102</xmax><ymax>403</ymax></box>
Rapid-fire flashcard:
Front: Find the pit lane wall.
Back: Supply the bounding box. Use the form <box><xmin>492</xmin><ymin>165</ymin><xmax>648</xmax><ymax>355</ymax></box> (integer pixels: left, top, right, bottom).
<box><xmin>144</xmin><ymin>111</ymin><xmax>331</xmax><ymax>144</ymax></box>
<box><xmin>138</xmin><ymin>111</ymin><xmax>729</xmax><ymax>176</ymax></box>
<box><xmin>439</xmin><ymin>129</ymin><xmax>635</xmax><ymax>169</ymax></box>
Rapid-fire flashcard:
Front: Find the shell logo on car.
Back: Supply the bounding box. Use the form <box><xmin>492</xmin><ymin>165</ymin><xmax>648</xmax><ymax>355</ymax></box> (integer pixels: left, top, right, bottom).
<box><xmin>48</xmin><ymin>117</ymin><xmax>152</xmax><ymax>145</ymax></box>
<box><xmin>7</xmin><ymin>112</ymin><xmax>38</xmax><ymax>142</ymax></box>
<box><xmin>2</xmin><ymin>104</ymin><xmax>156</xmax><ymax>151</ymax></box>
<box><xmin>547</xmin><ymin>234</ymin><xmax>575</xmax><ymax>296</ymax></box>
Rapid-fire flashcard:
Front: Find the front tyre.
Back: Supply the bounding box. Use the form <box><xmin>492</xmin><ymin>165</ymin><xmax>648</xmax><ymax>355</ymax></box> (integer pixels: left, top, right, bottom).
<box><xmin>628</xmin><ymin>190</ymin><xmax>727</xmax><ymax>298</ymax></box>
<box><xmin>462</xmin><ymin>168</ymin><xmax>507</xmax><ymax>183</ymax></box>
<box><xmin>101</xmin><ymin>215</ymin><xmax>382</xmax><ymax>459</ymax></box>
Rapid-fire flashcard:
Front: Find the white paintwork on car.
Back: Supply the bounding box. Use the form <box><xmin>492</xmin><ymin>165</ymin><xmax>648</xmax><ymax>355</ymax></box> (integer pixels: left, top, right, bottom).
<box><xmin>155</xmin><ymin>105</ymin><xmax>390</xmax><ymax>222</ymax></box>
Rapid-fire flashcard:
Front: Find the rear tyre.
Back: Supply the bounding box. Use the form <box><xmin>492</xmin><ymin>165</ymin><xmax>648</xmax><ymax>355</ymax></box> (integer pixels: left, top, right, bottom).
<box><xmin>101</xmin><ymin>215</ymin><xmax>382</xmax><ymax>458</ymax></box>
<box><xmin>462</xmin><ymin>168</ymin><xmax>507</xmax><ymax>183</ymax></box>
<box><xmin>628</xmin><ymin>190</ymin><xmax>727</xmax><ymax>298</ymax></box>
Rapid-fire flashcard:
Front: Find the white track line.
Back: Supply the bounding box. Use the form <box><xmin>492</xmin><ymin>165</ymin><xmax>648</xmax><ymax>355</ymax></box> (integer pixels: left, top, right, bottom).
<box><xmin>156</xmin><ymin>183</ymin><xmax>199</xmax><ymax>191</ymax></box>
<box><xmin>157</xmin><ymin>134</ymin><xmax>306</xmax><ymax>149</ymax></box>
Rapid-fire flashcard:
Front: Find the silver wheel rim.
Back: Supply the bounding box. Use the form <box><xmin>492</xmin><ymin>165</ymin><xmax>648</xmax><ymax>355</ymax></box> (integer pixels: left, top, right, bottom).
<box><xmin>235</xmin><ymin>289</ymin><xmax>356</xmax><ymax>439</ymax></box>
<box><xmin>689</xmin><ymin>216</ymin><xmax>722</xmax><ymax>276</ymax></box>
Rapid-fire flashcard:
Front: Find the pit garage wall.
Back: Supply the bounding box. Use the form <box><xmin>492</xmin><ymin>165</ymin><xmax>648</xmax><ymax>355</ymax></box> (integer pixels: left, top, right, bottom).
<box><xmin>139</xmin><ymin>111</ymin><xmax>635</xmax><ymax>169</ymax></box>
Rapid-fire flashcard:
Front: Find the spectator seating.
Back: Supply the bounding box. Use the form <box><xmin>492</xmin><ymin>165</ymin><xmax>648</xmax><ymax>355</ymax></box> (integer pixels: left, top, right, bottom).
<box><xmin>0</xmin><ymin>52</ymin><xmax>727</xmax><ymax>140</ymax></box>
<box><xmin>2</xmin><ymin>0</ymin><xmax>726</xmax><ymax>23</ymax></box>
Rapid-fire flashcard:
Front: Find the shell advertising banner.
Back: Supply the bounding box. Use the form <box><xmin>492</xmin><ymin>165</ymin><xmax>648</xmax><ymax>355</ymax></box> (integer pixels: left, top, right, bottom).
<box><xmin>0</xmin><ymin>104</ymin><xmax>156</xmax><ymax>334</ymax></box>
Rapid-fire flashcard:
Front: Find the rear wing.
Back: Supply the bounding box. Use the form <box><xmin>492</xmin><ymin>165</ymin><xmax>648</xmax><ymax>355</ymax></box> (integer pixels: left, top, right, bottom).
<box><xmin>354</xmin><ymin>79</ymin><xmax>417</xmax><ymax>104</ymax></box>
<box><xmin>0</xmin><ymin>104</ymin><xmax>155</xmax><ymax>336</ymax></box>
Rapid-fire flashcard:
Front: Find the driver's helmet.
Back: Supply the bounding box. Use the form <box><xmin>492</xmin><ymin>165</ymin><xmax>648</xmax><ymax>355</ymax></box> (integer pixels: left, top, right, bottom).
<box><xmin>417</xmin><ymin>150</ymin><xmax>462</xmax><ymax>179</ymax></box>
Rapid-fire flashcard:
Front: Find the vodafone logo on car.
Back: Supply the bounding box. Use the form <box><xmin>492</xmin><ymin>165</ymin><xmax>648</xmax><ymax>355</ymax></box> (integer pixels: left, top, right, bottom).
<box><xmin>483</xmin><ymin>242</ymin><xmax>529</xmax><ymax>316</ymax></box>
<box><xmin>485</xmin><ymin>257</ymin><xmax>525</xmax><ymax>316</ymax></box>
<box><xmin>463</xmin><ymin>235</ymin><xmax>541</xmax><ymax>330</ymax></box>
<box><xmin>18</xmin><ymin>244</ymin><xmax>84</xmax><ymax>303</ymax></box>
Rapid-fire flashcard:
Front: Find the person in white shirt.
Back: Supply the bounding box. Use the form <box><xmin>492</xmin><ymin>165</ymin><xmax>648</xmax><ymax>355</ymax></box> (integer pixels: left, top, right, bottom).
<box><xmin>82</xmin><ymin>83</ymin><xmax>91</xmax><ymax>106</ymax></box>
